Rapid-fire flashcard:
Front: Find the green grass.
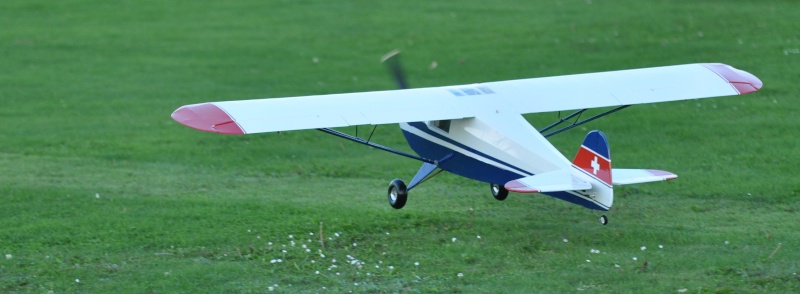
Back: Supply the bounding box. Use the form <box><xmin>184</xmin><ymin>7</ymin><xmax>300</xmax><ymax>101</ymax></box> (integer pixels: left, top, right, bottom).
<box><xmin>2</xmin><ymin>0</ymin><xmax>799</xmax><ymax>292</ymax></box>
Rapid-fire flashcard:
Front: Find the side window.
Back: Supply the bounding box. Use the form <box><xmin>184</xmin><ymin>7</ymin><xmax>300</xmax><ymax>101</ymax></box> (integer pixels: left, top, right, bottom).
<box><xmin>430</xmin><ymin>120</ymin><xmax>451</xmax><ymax>133</ymax></box>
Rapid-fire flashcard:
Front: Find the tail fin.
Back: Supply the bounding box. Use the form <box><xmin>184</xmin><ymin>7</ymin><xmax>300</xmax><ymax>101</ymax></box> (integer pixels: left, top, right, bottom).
<box><xmin>572</xmin><ymin>130</ymin><xmax>612</xmax><ymax>186</ymax></box>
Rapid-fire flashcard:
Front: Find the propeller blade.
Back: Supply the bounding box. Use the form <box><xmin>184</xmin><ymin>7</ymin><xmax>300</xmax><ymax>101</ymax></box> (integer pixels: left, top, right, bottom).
<box><xmin>380</xmin><ymin>49</ymin><xmax>409</xmax><ymax>89</ymax></box>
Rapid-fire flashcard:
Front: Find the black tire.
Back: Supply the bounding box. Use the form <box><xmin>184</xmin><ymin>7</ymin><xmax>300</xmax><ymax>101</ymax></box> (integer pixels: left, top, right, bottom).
<box><xmin>490</xmin><ymin>183</ymin><xmax>508</xmax><ymax>201</ymax></box>
<box><xmin>599</xmin><ymin>215</ymin><xmax>609</xmax><ymax>225</ymax></box>
<box><xmin>388</xmin><ymin>179</ymin><xmax>408</xmax><ymax>209</ymax></box>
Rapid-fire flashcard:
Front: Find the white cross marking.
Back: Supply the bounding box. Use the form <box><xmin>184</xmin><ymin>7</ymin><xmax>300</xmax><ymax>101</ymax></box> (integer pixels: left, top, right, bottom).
<box><xmin>591</xmin><ymin>156</ymin><xmax>600</xmax><ymax>175</ymax></box>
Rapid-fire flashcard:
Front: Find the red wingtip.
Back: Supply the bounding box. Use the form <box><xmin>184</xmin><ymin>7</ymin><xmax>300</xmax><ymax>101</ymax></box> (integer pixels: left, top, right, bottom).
<box><xmin>504</xmin><ymin>180</ymin><xmax>540</xmax><ymax>193</ymax></box>
<box><xmin>645</xmin><ymin>169</ymin><xmax>678</xmax><ymax>181</ymax></box>
<box><xmin>171</xmin><ymin>103</ymin><xmax>245</xmax><ymax>134</ymax></box>
<box><xmin>702</xmin><ymin>63</ymin><xmax>763</xmax><ymax>95</ymax></box>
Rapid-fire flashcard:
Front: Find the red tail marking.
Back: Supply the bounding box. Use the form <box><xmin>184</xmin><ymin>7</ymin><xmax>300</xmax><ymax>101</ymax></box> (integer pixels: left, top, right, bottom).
<box><xmin>573</xmin><ymin>146</ymin><xmax>612</xmax><ymax>186</ymax></box>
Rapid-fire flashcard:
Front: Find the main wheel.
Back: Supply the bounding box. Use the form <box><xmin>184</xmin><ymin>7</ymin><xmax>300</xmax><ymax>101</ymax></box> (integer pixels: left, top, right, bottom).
<box><xmin>599</xmin><ymin>215</ymin><xmax>608</xmax><ymax>225</ymax></box>
<box><xmin>388</xmin><ymin>179</ymin><xmax>408</xmax><ymax>209</ymax></box>
<box><xmin>490</xmin><ymin>183</ymin><xmax>508</xmax><ymax>201</ymax></box>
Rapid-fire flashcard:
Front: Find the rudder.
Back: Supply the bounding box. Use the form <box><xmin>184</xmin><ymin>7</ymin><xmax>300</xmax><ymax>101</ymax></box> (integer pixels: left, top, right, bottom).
<box><xmin>572</xmin><ymin>130</ymin><xmax>612</xmax><ymax>186</ymax></box>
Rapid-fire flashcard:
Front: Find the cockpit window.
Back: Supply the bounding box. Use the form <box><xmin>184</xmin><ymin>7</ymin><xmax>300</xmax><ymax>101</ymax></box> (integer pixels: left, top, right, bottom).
<box><xmin>431</xmin><ymin>120</ymin><xmax>451</xmax><ymax>132</ymax></box>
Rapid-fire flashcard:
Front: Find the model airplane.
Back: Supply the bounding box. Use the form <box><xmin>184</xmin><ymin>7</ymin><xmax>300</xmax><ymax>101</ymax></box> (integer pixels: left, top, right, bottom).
<box><xmin>172</xmin><ymin>56</ymin><xmax>762</xmax><ymax>224</ymax></box>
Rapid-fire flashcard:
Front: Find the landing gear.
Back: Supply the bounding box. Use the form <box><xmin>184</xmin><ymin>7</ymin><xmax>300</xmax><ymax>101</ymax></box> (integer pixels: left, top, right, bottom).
<box><xmin>387</xmin><ymin>179</ymin><xmax>408</xmax><ymax>209</ymax></box>
<box><xmin>490</xmin><ymin>183</ymin><xmax>508</xmax><ymax>201</ymax></box>
<box><xmin>599</xmin><ymin>215</ymin><xmax>608</xmax><ymax>225</ymax></box>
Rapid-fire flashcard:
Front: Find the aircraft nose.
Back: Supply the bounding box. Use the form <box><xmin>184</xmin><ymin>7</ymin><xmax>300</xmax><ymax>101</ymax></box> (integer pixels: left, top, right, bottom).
<box><xmin>171</xmin><ymin>103</ymin><xmax>245</xmax><ymax>134</ymax></box>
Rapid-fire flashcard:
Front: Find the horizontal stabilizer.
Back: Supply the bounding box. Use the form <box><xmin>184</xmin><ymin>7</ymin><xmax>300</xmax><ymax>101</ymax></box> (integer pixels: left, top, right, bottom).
<box><xmin>505</xmin><ymin>171</ymin><xmax>592</xmax><ymax>194</ymax></box>
<box><xmin>612</xmin><ymin>169</ymin><xmax>677</xmax><ymax>185</ymax></box>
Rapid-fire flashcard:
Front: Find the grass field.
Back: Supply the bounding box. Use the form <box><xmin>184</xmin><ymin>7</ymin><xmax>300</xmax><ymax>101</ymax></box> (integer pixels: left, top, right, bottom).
<box><xmin>1</xmin><ymin>0</ymin><xmax>799</xmax><ymax>292</ymax></box>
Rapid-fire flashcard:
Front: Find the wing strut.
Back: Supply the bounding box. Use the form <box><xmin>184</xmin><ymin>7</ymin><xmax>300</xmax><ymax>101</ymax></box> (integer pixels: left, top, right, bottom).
<box><xmin>538</xmin><ymin>109</ymin><xmax>587</xmax><ymax>134</ymax></box>
<box><xmin>317</xmin><ymin>128</ymin><xmax>436</xmax><ymax>164</ymax></box>
<box><xmin>541</xmin><ymin>105</ymin><xmax>630</xmax><ymax>138</ymax></box>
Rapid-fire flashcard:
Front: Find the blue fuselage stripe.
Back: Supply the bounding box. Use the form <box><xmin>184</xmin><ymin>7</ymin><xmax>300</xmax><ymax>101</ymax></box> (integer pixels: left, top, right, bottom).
<box><xmin>405</xmin><ymin>122</ymin><xmax>532</xmax><ymax>177</ymax></box>
<box><xmin>402</xmin><ymin>122</ymin><xmax>609</xmax><ymax>211</ymax></box>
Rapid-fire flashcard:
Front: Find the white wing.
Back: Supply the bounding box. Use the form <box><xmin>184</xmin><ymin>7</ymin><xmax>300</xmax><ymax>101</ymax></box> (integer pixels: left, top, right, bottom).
<box><xmin>172</xmin><ymin>63</ymin><xmax>762</xmax><ymax>134</ymax></box>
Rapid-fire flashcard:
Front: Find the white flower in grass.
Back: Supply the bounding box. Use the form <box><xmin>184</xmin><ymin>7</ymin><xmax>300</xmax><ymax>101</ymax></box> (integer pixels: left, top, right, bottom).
<box><xmin>632</xmin><ymin>257</ymin><xmax>638</xmax><ymax>261</ymax></box>
<box><xmin>614</xmin><ymin>264</ymin><xmax>620</xmax><ymax>268</ymax></box>
<box><xmin>457</xmin><ymin>273</ymin><xmax>464</xmax><ymax>278</ymax></box>
<box><xmin>352</xmin><ymin>242</ymin><xmax>357</xmax><ymax>247</ymax></box>
<box><xmin>4</xmin><ymin>254</ymin><xmax>11</xmax><ymax>260</ymax></box>
<box><xmin>335</xmin><ymin>232</ymin><xmax>340</xmax><ymax>237</ymax></box>
<box><xmin>563</xmin><ymin>238</ymin><xmax>569</xmax><ymax>243</ymax></box>
<box><xmin>332</xmin><ymin>259</ymin><xmax>337</xmax><ymax>263</ymax></box>
<box><xmin>389</xmin><ymin>266</ymin><xmax>394</xmax><ymax>270</ymax></box>
<box><xmin>75</xmin><ymin>279</ymin><xmax>80</xmax><ymax>283</ymax></box>
<box><xmin>309</xmin><ymin>232</ymin><xmax>314</xmax><ymax>236</ymax></box>
<box><xmin>306</xmin><ymin>249</ymin><xmax>311</xmax><ymax>253</ymax></box>
<box><xmin>641</xmin><ymin>246</ymin><xmax>646</xmax><ymax>251</ymax></box>
<box><xmin>586</xmin><ymin>260</ymin><xmax>591</xmax><ymax>263</ymax></box>
<box><xmin>268</xmin><ymin>286</ymin><xmax>274</xmax><ymax>291</ymax></box>
<box><xmin>288</xmin><ymin>234</ymin><xmax>293</xmax><ymax>239</ymax></box>
<box><xmin>281</xmin><ymin>250</ymin><xmax>287</xmax><ymax>254</ymax></box>
<box><xmin>268</xmin><ymin>242</ymin><xmax>273</xmax><ymax>246</ymax></box>
<box><xmin>315</xmin><ymin>270</ymin><xmax>320</xmax><ymax>274</ymax></box>
<box><xmin>477</xmin><ymin>235</ymin><xmax>481</xmax><ymax>239</ymax></box>
<box><xmin>452</xmin><ymin>237</ymin><xmax>457</xmax><ymax>242</ymax></box>
<box><xmin>659</xmin><ymin>245</ymin><xmax>664</xmax><ymax>249</ymax></box>
<box><xmin>414</xmin><ymin>262</ymin><xmax>419</xmax><ymax>266</ymax></box>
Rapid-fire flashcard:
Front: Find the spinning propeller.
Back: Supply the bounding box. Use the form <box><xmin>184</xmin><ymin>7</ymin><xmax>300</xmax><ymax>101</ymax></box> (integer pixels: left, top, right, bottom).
<box><xmin>381</xmin><ymin>49</ymin><xmax>409</xmax><ymax>90</ymax></box>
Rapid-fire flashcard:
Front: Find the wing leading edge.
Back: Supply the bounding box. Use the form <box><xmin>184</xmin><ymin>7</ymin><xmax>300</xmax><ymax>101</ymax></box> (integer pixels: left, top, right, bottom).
<box><xmin>172</xmin><ymin>63</ymin><xmax>762</xmax><ymax>134</ymax></box>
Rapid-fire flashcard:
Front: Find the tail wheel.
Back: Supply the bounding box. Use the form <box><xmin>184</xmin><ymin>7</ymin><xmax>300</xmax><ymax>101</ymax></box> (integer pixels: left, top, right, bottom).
<box><xmin>490</xmin><ymin>183</ymin><xmax>508</xmax><ymax>201</ymax></box>
<box><xmin>388</xmin><ymin>179</ymin><xmax>408</xmax><ymax>209</ymax></box>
